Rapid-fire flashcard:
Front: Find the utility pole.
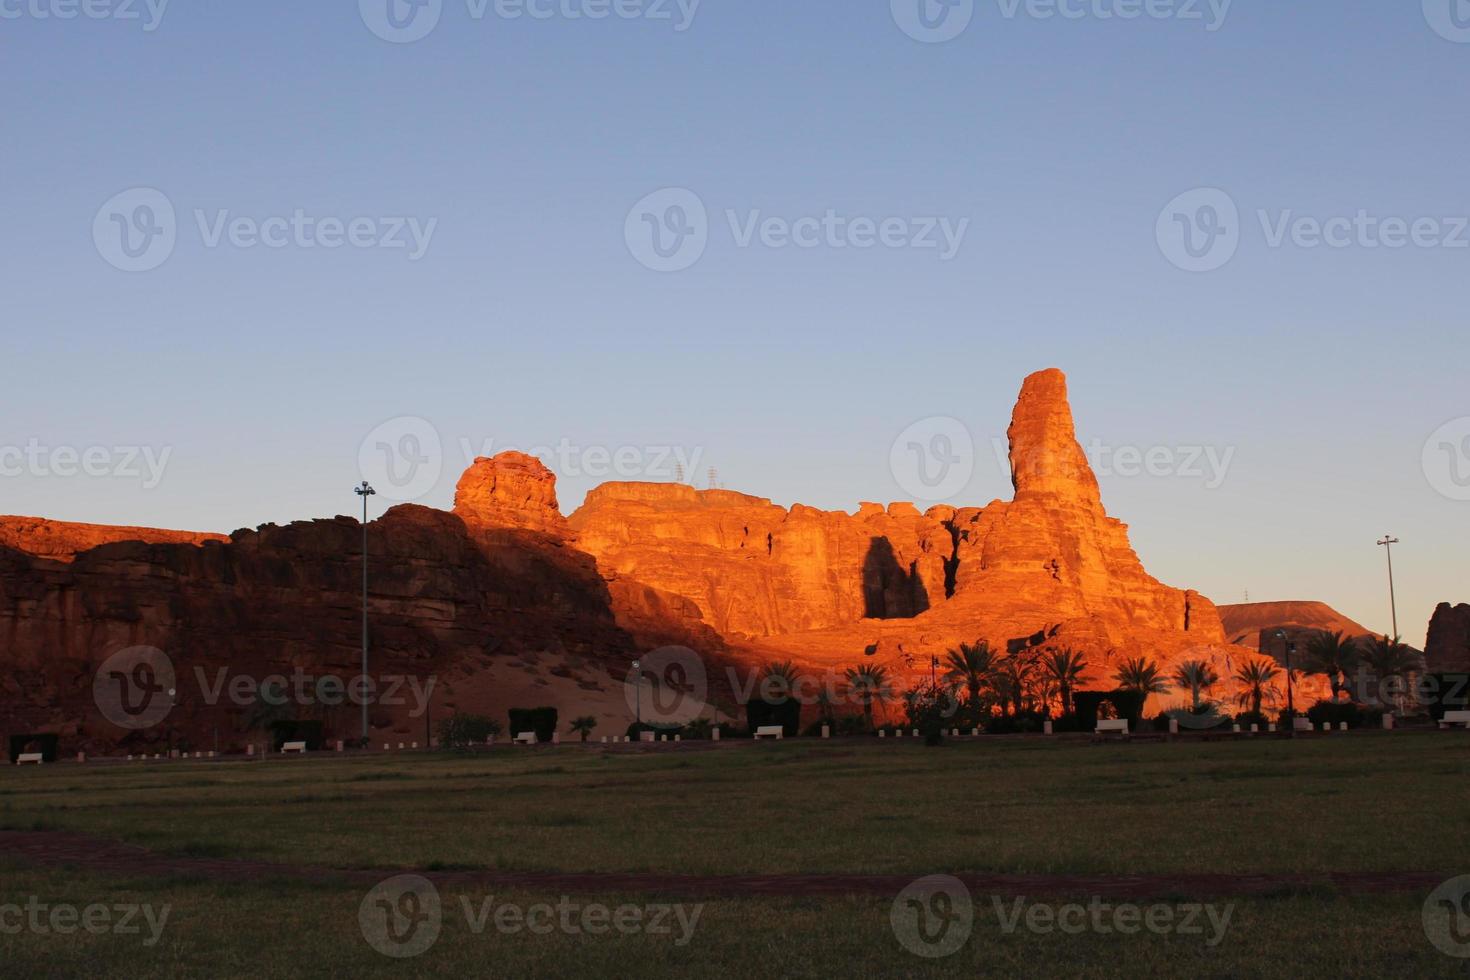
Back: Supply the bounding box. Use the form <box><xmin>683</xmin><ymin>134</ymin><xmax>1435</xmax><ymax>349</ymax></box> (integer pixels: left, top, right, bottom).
<box><xmin>356</xmin><ymin>481</ymin><xmax>377</xmax><ymax>743</ymax></box>
<box><xmin>1377</xmin><ymin>535</ymin><xmax>1400</xmax><ymax>640</ymax></box>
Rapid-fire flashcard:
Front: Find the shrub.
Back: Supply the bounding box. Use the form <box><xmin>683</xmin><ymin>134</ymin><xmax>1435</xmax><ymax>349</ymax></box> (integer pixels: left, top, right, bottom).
<box><xmin>1306</xmin><ymin>700</ymin><xmax>1383</xmax><ymax>730</ymax></box>
<box><xmin>1421</xmin><ymin>673</ymin><xmax>1470</xmax><ymax>722</ymax></box>
<box><xmin>1234</xmin><ymin>710</ymin><xmax>1271</xmax><ymax>730</ymax></box>
<box><xmin>904</xmin><ymin>687</ymin><xmax>960</xmax><ymax>745</ymax></box>
<box><xmin>7</xmin><ymin>733</ymin><xmax>59</xmax><ymax>763</ymax></box>
<box><xmin>745</xmin><ymin>697</ymin><xmax>801</xmax><ymax>738</ymax></box>
<box><xmin>436</xmin><ymin>713</ymin><xmax>500</xmax><ymax>749</ymax></box>
<box><xmin>985</xmin><ymin>711</ymin><xmax>1047</xmax><ymax>735</ymax></box>
<box><xmin>508</xmin><ymin>707</ymin><xmax>558</xmax><ymax>743</ymax></box>
<box><xmin>1074</xmin><ymin>690</ymin><xmax>1144</xmax><ymax>731</ymax></box>
<box><xmin>268</xmin><ymin>720</ymin><xmax>323</xmax><ymax>752</ymax></box>
<box><xmin>626</xmin><ymin>721</ymin><xmax>682</xmax><ymax>740</ymax></box>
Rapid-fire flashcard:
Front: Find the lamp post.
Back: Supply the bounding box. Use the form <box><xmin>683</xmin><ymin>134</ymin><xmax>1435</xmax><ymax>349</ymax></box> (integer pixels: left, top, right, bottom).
<box><xmin>1275</xmin><ymin>629</ymin><xmax>1296</xmax><ymax>736</ymax></box>
<box><xmin>930</xmin><ymin>655</ymin><xmax>939</xmax><ymax>692</ymax></box>
<box><xmin>355</xmin><ymin>481</ymin><xmax>376</xmax><ymax>742</ymax></box>
<box><xmin>632</xmin><ymin>660</ymin><xmax>642</xmax><ymax>729</ymax></box>
<box><xmin>1377</xmin><ymin>535</ymin><xmax>1400</xmax><ymax>641</ymax></box>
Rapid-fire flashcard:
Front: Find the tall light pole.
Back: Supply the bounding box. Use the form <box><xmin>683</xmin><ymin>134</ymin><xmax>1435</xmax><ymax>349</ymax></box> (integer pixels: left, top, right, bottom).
<box><xmin>632</xmin><ymin>660</ymin><xmax>642</xmax><ymax>729</ymax></box>
<box><xmin>1377</xmin><ymin>535</ymin><xmax>1400</xmax><ymax>641</ymax></box>
<box><xmin>1275</xmin><ymin>629</ymin><xmax>1296</xmax><ymax>736</ymax></box>
<box><xmin>356</xmin><ymin>481</ymin><xmax>376</xmax><ymax>742</ymax></box>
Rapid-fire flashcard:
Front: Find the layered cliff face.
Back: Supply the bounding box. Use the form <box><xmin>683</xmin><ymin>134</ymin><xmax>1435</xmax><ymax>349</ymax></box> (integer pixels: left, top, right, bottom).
<box><xmin>1</xmin><ymin>368</ymin><xmax>1234</xmax><ymax>745</ymax></box>
<box><xmin>569</xmin><ymin>485</ymin><xmax>952</xmax><ymax>638</ymax></box>
<box><xmin>1425</xmin><ymin>602</ymin><xmax>1470</xmax><ymax>673</ymax></box>
<box><xmin>572</xmin><ymin>369</ymin><xmax>1224</xmax><ymax>672</ymax></box>
<box><xmin>0</xmin><ymin>492</ymin><xmax>632</xmax><ymax>751</ymax></box>
<box><xmin>0</xmin><ymin>517</ymin><xmax>228</xmax><ymax>562</ymax></box>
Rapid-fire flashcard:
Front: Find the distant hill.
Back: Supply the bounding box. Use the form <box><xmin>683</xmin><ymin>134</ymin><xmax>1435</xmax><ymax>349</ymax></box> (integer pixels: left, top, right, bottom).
<box><xmin>1218</xmin><ymin>601</ymin><xmax>1378</xmax><ymax>651</ymax></box>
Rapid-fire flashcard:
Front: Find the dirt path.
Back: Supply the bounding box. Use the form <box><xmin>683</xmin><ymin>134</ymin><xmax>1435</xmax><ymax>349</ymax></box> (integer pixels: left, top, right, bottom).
<box><xmin>0</xmin><ymin>831</ymin><xmax>1448</xmax><ymax>900</ymax></box>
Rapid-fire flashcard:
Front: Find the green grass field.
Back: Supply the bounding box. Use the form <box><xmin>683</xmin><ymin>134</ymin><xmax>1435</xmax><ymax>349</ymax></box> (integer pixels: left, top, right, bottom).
<box><xmin>3</xmin><ymin>733</ymin><xmax>1468</xmax><ymax>977</ymax></box>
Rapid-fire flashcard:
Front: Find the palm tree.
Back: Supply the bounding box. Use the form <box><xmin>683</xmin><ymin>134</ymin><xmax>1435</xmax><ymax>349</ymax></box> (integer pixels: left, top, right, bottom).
<box><xmin>1361</xmin><ymin>635</ymin><xmax>1421</xmax><ymax>712</ymax></box>
<box><xmin>1233</xmin><ymin>658</ymin><xmax>1282</xmax><ymax>717</ymax></box>
<box><xmin>1041</xmin><ymin>647</ymin><xmax>1091</xmax><ymax>716</ymax></box>
<box><xmin>1303</xmin><ymin>631</ymin><xmax>1361</xmax><ymax>701</ymax></box>
<box><xmin>944</xmin><ymin>641</ymin><xmax>998</xmax><ymax>709</ymax></box>
<box><xmin>844</xmin><ymin>664</ymin><xmax>894</xmax><ymax>729</ymax></box>
<box><xmin>569</xmin><ymin>716</ymin><xmax>597</xmax><ymax>743</ymax></box>
<box><xmin>1171</xmin><ymin>659</ymin><xmax>1221</xmax><ymax>714</ymax></box>
<box><xmin>1114</xmin><ymin>656</ymin><xmax>1169</xmax><ymax>697</ymax></box>
<box><xmin>761</xmin><ymin>660</ymin><xmax>800</xmax><ymax>702</ymax></box>
<box><xmin>994</xmin><ymin>651</ymin><xmax>1040</xmax><ymax>717</ymax></box>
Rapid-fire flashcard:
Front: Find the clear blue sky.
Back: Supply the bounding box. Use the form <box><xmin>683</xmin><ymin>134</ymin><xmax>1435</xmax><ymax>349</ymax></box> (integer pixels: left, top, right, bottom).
<box><xmin>3</xmin><ymin>1</ymin><xmax>1467</xmax><ymax>646</ymax></box>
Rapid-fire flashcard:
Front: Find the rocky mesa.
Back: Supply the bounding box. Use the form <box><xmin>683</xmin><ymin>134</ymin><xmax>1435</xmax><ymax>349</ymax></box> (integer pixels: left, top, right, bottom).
<box><xmin>1</xmin><ymin>368</ymin><xmax>1238</xmax><ymax>749</ymax></box>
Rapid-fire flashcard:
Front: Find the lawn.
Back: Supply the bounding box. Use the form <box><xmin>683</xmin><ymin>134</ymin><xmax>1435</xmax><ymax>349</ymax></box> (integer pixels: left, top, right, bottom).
<box><xmin>3</xmin><ymin>734</ymin><xmax>1467</xmax><ymax>876</ymax></box>
<box><xmin>2</xmin><ymin>733</ymin><xmax>1467</xmax><ymax>977</ymax></box>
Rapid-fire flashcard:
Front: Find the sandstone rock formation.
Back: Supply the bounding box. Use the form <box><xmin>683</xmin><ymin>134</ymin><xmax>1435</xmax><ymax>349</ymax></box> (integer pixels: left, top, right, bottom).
<box><xmin>0</xmin><ymin>516</ymin><xmax>227</xmax><ymax>562</ymax></box>
<box><xmin>1</xmin><ymin>367</ymin><xmax>1242</xmax><ymax>748</ymax></box>
<box><xmin>1219</xmin><ymin>601</ymin><xmax>1377</xmax><ymax>653</ymax></box>
<box><xmin>573</xmin><ymin>369</ymin><xmax>1226</xmax><ymax>685</ymax></box>
<box><xmin>0</xmin><ymin>502</ymin><xmax>631</xmax><ymax>753</ymax></box>
<box><xmin>1424</xmin><ymin>602</ymin><xmax>1470</xmax><ymax>673</ymax></box>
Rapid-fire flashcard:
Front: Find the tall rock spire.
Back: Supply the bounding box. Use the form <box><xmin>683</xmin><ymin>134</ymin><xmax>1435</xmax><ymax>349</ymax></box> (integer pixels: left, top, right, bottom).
<box><xmin>1007</xmin><ymin>368</ymin><xmax>1102</xmax><ymax>506</ymax></box>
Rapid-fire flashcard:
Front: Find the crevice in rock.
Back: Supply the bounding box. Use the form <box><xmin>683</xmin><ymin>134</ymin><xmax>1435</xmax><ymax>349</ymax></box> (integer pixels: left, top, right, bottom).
<box><xmin>940</xmin><ymin>517</ymin><xmax>961</xmax><ymax>600</ymax></box>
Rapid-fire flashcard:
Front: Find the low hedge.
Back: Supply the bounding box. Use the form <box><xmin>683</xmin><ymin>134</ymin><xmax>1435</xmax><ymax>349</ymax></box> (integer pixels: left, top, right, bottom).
<box><xmin>509</xmin><ymin>707</ymin><xmax>558</xmax><ymax>743</ymax></box>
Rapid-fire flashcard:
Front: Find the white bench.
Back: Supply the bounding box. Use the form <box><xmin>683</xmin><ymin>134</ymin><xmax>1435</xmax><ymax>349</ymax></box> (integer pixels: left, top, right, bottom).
<box><xmin>15</xmin><ymin>753</ymin><xmax>43</xmax><ymax>765</ymax></box>
<box><xmin>753</xmin><ymin>726</ymin><xmax>784</xmax><ymax>740</ymax></box>
<box><xmin>1293</xmin><ymin>717</ymin><xmax>1314</xmax><ymax>732</ymax></box>
<box><xmin>1439</xmin><ymin>711</ymin><xmax>1470</xmax><ymax>730</ymax></box>
<box><xmin>514</xmin><ymin>731</ymin><xmax>538</xmax><ymax>745</ymax></box>
<box><xmin>280</xmin><ymin>741</ymin><xmax>307</xmax><ymax>754</ymax></box>
<box><xmin>1095</xmin><ymin>720</ymin><xmax>1129</xmax><ymax>736</ymax></box>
